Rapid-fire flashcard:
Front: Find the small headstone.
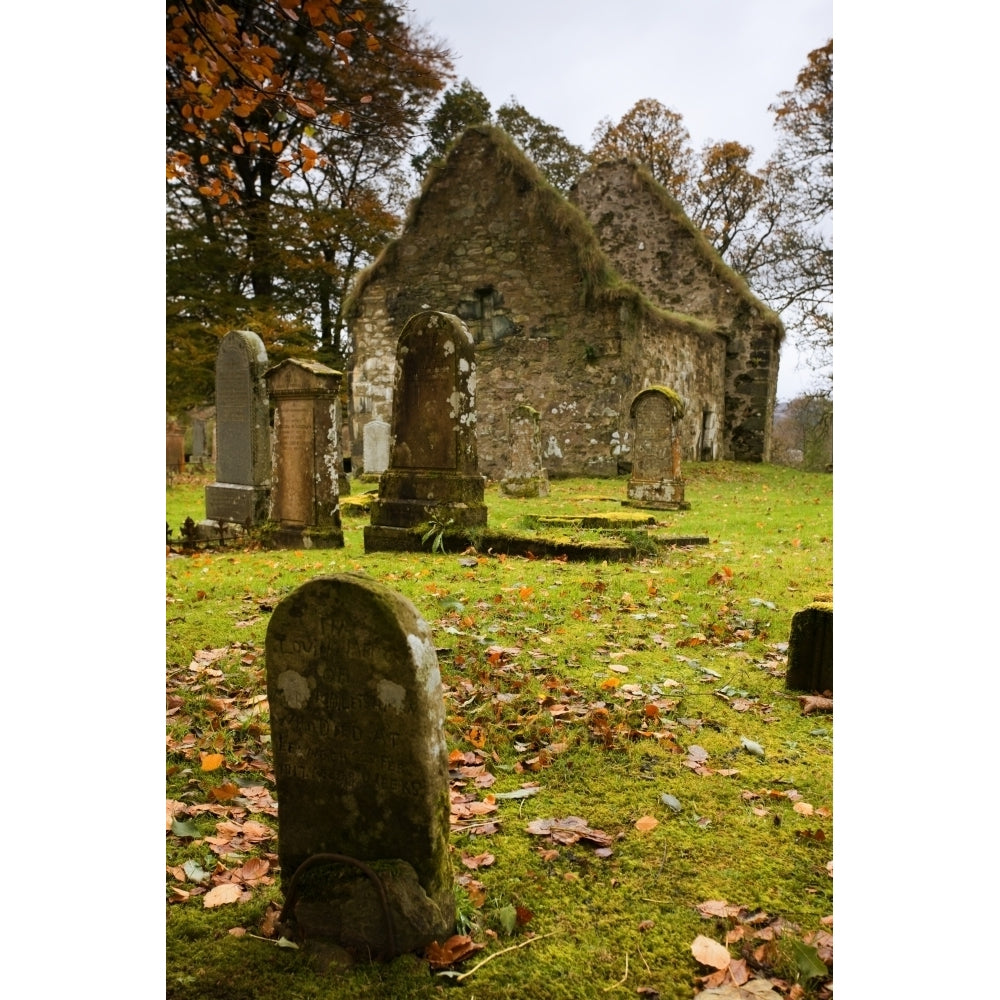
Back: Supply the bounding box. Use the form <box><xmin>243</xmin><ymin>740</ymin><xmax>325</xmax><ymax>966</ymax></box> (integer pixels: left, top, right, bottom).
<box><xmin>263</xmin><ymin>357</ymin><xmax>344</xmax><ymax>549</ymax></box>
<box><xmin>365</xmin><ymin>311</ymin><xmax>487</xmax><ymax>552</ymax></box>
<box><xmin>189</xmin><ymin>417</ymin><xmax>206</xmax><ymax>465</ymax></box>
<box><xmin>784</xmin><ymin>602</ymin><xmax>833</xmax><ymax>692</ymax></box>
<box><xmin>362</xmin><ymin>418</ymin><xmax>391</xmax><ymax>479</ymax></box>
<box><xmin>265</xmin><ymin>574</ymin><xmax>455</xmax><ymax>958</ymax></box>
<box><xmin>166</xmin><ymin>420</ymin><xmax>185</xmax><ymax>476</ymax></box>
<box><xmin>622</xmin><ymin>386</ymin><xmax>690</xmax><ymax>510</ymax></box>
<box><xmin>204</xmin><ymin>331</ymin><xmax>271</xmax><ymax>525</ymax></box>
<box><xmin>499</xmin><ymin>404</ymin><xmax>549</xmax><ymax>498</ymax></box>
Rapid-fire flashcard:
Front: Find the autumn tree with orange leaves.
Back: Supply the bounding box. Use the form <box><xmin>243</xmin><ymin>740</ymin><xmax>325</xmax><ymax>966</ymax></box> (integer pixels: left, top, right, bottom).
<box><xmin>166</xmin><ymin>1</ymin><xmax>452</xmax><ymax>411</ymax></box>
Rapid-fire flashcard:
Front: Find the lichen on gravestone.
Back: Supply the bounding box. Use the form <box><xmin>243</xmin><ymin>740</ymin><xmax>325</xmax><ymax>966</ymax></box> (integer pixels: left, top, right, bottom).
<box><xmin>265</xmin><ymin>574</ymin><xmax>455</xmax><ymax>958</ymax></box>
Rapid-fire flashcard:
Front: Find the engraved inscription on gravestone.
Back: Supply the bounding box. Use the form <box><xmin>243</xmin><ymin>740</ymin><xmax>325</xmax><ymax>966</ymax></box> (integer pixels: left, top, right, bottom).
<box><xmin>631</xmin><ymin>395</ymin><xmax>674</xmax><ymax>481</ymax></box>
<box><xmin>272</xmin><ymin>397</ymin><xmax>314</xmax><ymax>526</ymax></box>
<box><xmin>623</xmin><ymin>386</ymin><xmax>689</xmax><ymax>510</ymax></box>
<box><xmin>366</xmin><ymin>311</ymin><xmax>487</xmax><ymax>549</ymax></box>
<box><xmin>394</xmin><ymin>361</ymin><xmax>455</xmax><ymax>469</ymax></box>
<box><xmin>264</xmin><ymin>357</ymin><xmax>344</xmax><ymax>549</ymax></box>
<box><xmin>265</xmin><ymin>574</ymin><xmax>455</xmax><ymax>955</ymax></box>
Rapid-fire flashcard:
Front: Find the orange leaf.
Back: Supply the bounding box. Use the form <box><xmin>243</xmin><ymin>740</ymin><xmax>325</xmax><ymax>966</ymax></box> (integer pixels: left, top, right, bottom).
<box><xmin>600</xmin><ymin>676</ymin><xmax>620</xmax><ymax>690</ymax></box>
<box><xmin>209</xmin><ymin>781</ymin><xmax>239</xmax><ymax>801</ymax></box>
<box><xmin>200</xmin><ymin>753</ymin><xmax>225</xmax><ymax>772</ymax></box>
<box><xmin>203</xmin><ymin>883</ymin><xmax>242</xmax><ymax>908</ymax></box>
<box><xmin>691</xmin><ymin>934</ymin><xmax>731</xmax><ymax>970</ymax></box>
<box><xmin>634</xmin><ymin>815</ymin><xmax>659</xmax><ymax>833</ymax></box>
<box><xmin>238</xmin><ymin>858</ymin><xmax>270</xmax><ymax>881</ymax></box>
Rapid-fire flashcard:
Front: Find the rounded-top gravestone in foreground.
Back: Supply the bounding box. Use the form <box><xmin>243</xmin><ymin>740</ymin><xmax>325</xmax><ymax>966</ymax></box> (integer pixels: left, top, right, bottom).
<box><xmin>265</xmin><ymin>573</ymin><xmax>454</xmax><ymax>956</ymax></box>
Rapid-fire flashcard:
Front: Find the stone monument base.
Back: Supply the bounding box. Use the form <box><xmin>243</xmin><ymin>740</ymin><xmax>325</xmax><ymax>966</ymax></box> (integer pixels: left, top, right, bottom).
<box><xmin>192</xmin><ymin>519</ymin><xmax>249</xmax><ymax>544</ymax></box>
<box><xmin>205</xmin><ymin>482</ymin><xmax>270</xmax><ymax>524</ymax></box>
<box><xmin>622</xmin><ymin>479</ymin><xmax>689</xmax><ymax>510</ymax></box>
<box><xmin>367</xmin><ymin>470</ymin><xmax>488</xmax><ymax>548</ymax></box>
<box><xmin>284</xmin><ymin>858</ymin><xmax>453</xmax><ymax>962</ymax></box>
<box><xmin>260</xmin><ymin>523</ymin><xmax>345</xmax><ymax>550</ymax></box>
<box><xmin>499</xmin><ymin>473</ymin><xmax>550</xmax><ymax>498</ymax></box>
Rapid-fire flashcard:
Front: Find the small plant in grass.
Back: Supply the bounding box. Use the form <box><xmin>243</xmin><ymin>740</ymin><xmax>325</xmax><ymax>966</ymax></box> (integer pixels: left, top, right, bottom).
<box><xmin>422</xmin><ymin>509</ymin><xmax>455</xmax><ymax>553</ymax></box>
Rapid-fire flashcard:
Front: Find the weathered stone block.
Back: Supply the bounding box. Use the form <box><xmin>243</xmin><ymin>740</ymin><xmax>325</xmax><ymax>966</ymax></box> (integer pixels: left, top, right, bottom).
<box><xmin>265</xmin><ymin>574</ymin><xmax>454</xmax><ymax>957</ymax></box>
<box><xmin>784</xmin><ymin>603</ymin><xmax>833</xmax><ymax>692</ymax></box>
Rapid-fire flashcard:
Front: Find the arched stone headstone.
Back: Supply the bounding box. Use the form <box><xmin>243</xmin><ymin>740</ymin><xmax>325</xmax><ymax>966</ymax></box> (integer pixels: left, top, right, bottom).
<box><xmin>623</xmin><ymin>386</ymin><xmax>690</xmax><ymax>510</ymax></box>
<box><xmin>265</xmin><ymin>574</ymin><xmax>455</xmax><ymax>958</ymax></box>
<box><xmin>365</xmin><ymin>311</ymin><xmax>487</xmax><ymax>552</ymax></box>
<box><xmin>362</xmin><ymin>418</ymin><xmax>391</xmax><ymax>478</ymax></box>
<box><xmin>204</xmin><ymin>330</ymin><xmax>271</xmax><ymax>525</ymax></box>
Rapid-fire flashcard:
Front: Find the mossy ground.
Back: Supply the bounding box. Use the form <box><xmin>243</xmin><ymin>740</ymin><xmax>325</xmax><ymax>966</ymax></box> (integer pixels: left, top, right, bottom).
<box><xmin>166</xmin><ymin>463</ymin><xmax>833</xmax><ymax>999</ymax></box>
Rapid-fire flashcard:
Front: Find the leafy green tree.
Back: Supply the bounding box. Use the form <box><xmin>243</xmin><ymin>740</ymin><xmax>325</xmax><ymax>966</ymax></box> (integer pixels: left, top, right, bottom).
<box><xmin>496</xmin><ymin>100</ymin><xmax>587</xmax><ymax>192</ymax></box>
<box><xmin>410</xmin><ymin>79</ymin><xmax>492</xmax><ymax>177</ymax></box>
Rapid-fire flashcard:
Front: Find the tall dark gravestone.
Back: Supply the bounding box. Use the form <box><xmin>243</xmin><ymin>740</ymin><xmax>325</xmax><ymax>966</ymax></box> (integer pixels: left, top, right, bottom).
<box><xmin>262</xmin><ymin>357</ymin><xmax>344</xmax><ymax>550</ymax></box>
<box><xmin>623</xmin><ymin>385</ymin><xmax>690</xmax><ymax>510</ymax></box>
<box><xmin>499</xmin><ymin>404</ymin><xmax>549</xmax><ymax>498</ymax></box>
<box><xmin>265</xmin><ymin>575</ymin><xmax>455</xmax><ymax>958</ymax></box>
<box><xmin>204</xmin><ymin>330</ymin><xmax>271</xmax><ymax>525</ymax></box>
<box><xmin>785</xmin><ymin>602</ymin><xmax>834</xmax><ymax>693</ymax></box>
<box><xmin>365</xmin><ymin>311</ymin><xmax>487</xmax><ymax>552</ymax></box>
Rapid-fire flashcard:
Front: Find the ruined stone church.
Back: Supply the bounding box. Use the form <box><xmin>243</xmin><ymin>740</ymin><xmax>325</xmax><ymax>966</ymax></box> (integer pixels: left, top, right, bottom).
<box><xmin>346</xmin><ymin>125</ymin><xmax>782</xmax><ymax>479</ymax></box>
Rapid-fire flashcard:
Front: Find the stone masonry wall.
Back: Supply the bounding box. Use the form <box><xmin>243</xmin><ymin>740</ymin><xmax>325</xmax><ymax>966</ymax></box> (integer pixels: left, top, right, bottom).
<box><xmin>570</xmin><ymin>161</ymin><xmax>782</xmax><ymax>461</ymax></box>
<box><xmin>350</xmin><ymin>130</ymin><xmax>726</xmax><ymax>479</ymax></box>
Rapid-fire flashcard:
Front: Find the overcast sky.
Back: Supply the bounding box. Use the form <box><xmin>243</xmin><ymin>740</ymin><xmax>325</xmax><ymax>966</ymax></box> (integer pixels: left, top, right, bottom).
<box><xmin>403</xmin><ymin>0</ymin><xmax>833</xmax><ymax>400</ymax></box>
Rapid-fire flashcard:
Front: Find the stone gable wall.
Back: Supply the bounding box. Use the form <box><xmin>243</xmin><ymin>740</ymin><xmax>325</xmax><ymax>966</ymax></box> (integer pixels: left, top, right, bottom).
<box><xmin>349</xmin><ymin>130</ymin><xmax>763</xmax><ymax>478</ymax></box>
<box><xmin>570</xmin><ymin>161</ymin><xmax>781</xmax><ymax>461</ymax></box>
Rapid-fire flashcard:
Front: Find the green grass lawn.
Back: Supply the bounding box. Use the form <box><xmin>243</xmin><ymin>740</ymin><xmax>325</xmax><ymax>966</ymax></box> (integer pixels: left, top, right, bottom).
<box><xmin>166</xmin><ymin>463</ymin><xmax>833</xmax><ymax>999</ymax></box>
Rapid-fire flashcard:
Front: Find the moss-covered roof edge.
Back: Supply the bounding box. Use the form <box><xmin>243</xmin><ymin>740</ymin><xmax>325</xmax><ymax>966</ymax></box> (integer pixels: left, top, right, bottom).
<box><xmin>342</xmin><ymin>124</ymin><xmax>740</xmax><ymax>344</ymax></box>
<box><xmin>607</xmin><ymin>158</ymin><xmax>785</xmax><ymax>336</ymax></box>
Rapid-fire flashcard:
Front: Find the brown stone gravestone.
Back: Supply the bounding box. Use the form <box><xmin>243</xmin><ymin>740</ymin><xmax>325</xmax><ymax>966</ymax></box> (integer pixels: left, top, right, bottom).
<box><xmin>784</xmin><ymin>602</ymin><xmax>833</xmax><ymax>693</ymax></box>
<box><xmin>265</xmin><ymin>574</ymin><xmax>455</xmax><ymax>959</ymax></box>
<box><xmin>166</xmin><ymin>420</ymin><xmax>185</xmax><ymax>476</ymax></box>
<box><xmin>262</xmin><ymin>357</ymin><xmax>344</xmax><ymax>550</ymax></box>
<box><xmin>622</xmin><ymin>385</ymin><xmax>690</xmax><ymax>510</ymax></box>
<box><xmin>204</xmin><ymin>330</ymin><xmax>271</xmax><ymax>526</ymax></box>
<box><xmin>365</xmin><ymin>311</ymin><xmax>487</xmax><ymax>552</ymax></box>
<box><xmin>499</xmin><ymin>404</ymin><xmax>549</xmax><ymax>498</ymax></box>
